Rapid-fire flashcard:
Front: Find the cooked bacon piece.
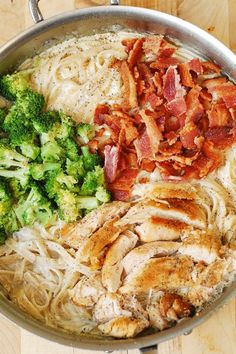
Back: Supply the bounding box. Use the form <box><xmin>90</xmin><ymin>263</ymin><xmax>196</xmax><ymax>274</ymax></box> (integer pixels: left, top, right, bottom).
<box><xmin>126</xmin><ymin>152</ymin><xmax>138</xmax><ymax>168</ymax></box>
<box><xmin>158</xmin><ymin>140</ymin><xmax>182</xmax><ymax>156</ymax></box>
<box><xmin>158</xmin><ymin>47</ymin><xmax>176</xmax><ymax>58</ymax></box>
<box><xmin>202</xmin><ymin>77</ymin><xmax>227</xmax><ymax>90</ymax></box>
<box><xmin>166</xmin><ymin>97</ymin><xmax>187</xmax><ymax>117</ymax></box>
<box><xmin>137</xmin><ymin>63</ymin><xmax>156</xmax><ymax>94</ymax></box>
<box><xmin>192</xmin><ymin>153</ymin><xmax>215</xmax><ymax>178</ymax></box>
<box><xmin>157</xmin><ymin>161</ymin><xmax>183</xmax><ymax>179</ymax></box>
<box><xmin>208</xmin><ymin>82</ymin><xmax>236</xmax><ymax>108</ymax></box>
<box><xmin>205</xmin><ymin>126</ymin><xmax>234</xmax><ymax>148</ymax></box>
<box><xmin>208</xmin><ymin>103</ymin><xmax>231</xmax><ymax>127</ymax></box>
<box><xmin>230</xmin><ymin>107</ymin><xmax>236</xmax><ymax>120</ymax></box>
<box><xmin>199</xmin><ymin>89</ymin><xmax>212</xmax><ymax>110</ymax></box>
<box><xmin>111</xmin><ymin>189</ymin><xmax>131</xmax><ymax>201</ymax></box>
<box><xmin>88</xmin><ymin>139</ymin><xmax>99</xmax><ymax>153</ymax></box>
<box><xmin>134</xmin><ymin>130</ymin><xmax>154</xmax><ymax>160</ymax></box>
<box><xmin>94</xmin><ymin>104</ymin><xmax>110</xmax><ymax>124</ymax></box>
<box><xmin>185</xmin><ymin>86</ymin><xmax>204</xmax><ymax>123</ymax></box>
<box><xmin>150</xmin><ymin>57</ymin><xmax>180</xmax><ymax>70</ymax></box>
<box><xmin>110</xmin><ymin>168</ymin><xmax>138</xmax><ymax>190</ymax></box>
<box><xmin>104</xmin><ymin>145</ymin><xmax>120</xmax><ymax>183</ymax></box>
<box><xmin>164</xmin><ymin>116</ymin><xmax>180</xmax><ymax>133</ymax></box>
<box><xmin>180</xmin><ymin>122</ymin><xmax>199</xmax><ymax>149</ymax></box>
<box><xmin>143</xmin><ymin>35</ymin><xmax>164</xmax><ymax>59</ymax></box>
<box><xmin>202</xmin><ymin>139</ymin><xmax>222</xmax><ymax>164</ymax></box>
<box><xmin>153</xmin><ymin>72</ymin><xmax>163</xmax><ymax>95</ymax></box>
<box><xmin>122</xmin><ymin>38</ymin><xmax>137</xmax><ymax>53</ymax></box>
<box><xmin>202</xmin><ymin>61</ymin><xmax>221</xmax><ymax>74</ymax></box>
<box><xmin>163</xmin><ymin>66</ymin><xmax>185</xmax><ymax>102</ymax></box>
<box><xmin>140</xmin><ymin>110</ymin><xmax>162</xmax><ymax>154</ymax></box>
<box><xmin>141</xmin><ymin>159</ymin><xmax>156</xmax><ymax>172</ymax></box>
<box><xmin>127</xmin><ymin>38</ymin><xmax>145</xmax><ymax>68</ymax></box>
<box><xmin>178</xmin><ymin>58</ymin><xmax>203</xmax><ymax>87</ymax></box>
<box><xmin>120</xmin><ymin>119</ymin><xmax>139</xmax><ymax>146</ymax></box>
<box><xmin>120</xmin><ymin>61</ymin><xmax>138</xmax><ymax>110</ymax></box>
<box><xmin>164</xmin><ymin>131</ymin><xmax>179</xmax><ymax>145</ymax></box>
<box><xmin>147</xmin><ymin>93</ymin><xmax>163</xmax><ymax>109</ymax></box>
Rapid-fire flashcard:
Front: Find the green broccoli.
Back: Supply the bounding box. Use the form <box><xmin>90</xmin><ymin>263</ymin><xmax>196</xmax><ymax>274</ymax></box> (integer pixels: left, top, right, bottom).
<box><xmin>8</xmin><ymin>179</ymin><xmax>25</xmax><ymax>199</ymax></box>
<box><xmin>30</xmin><ymin>162</ymin><xmax>61</xmax><ymax>181</ymax></box>
<box><xmin>77</xmin><ymin>196</ymin><xmax>100</xmax><ymax>210</ymax></box>
<box><xmin>81</xmin><ymin>146</ymin><xmax>102</xmax><ymax>171</ymax></box>
<box><xmin>80</xmin><ymin>166</ymin><xmax>105</xmax><ymax>196</ymax></box>
<box><xmin>0</xmin><ymin>179</ymin><xmax>12</xmax><ymax>218</ymax></box>
<box><xmin>95</xmin><ymin>186</ymin><xmax>111</xmax><ymax>203</ymax></box>
<box><xmin>3</xmin><ymin>105</ymin><xmax>36</xmax><ymax>148</ymax></box>
<box><xmin>0</xmin><ymin>179</ymin><xmax>18</xmax><ymax>238</ymax></box>
<box><xmin>41</xmin><ymin>141</ymin><xmax>65</xmax><ymax>163</ymax></box>
<box><xmin>0</xmin><ymin>71</ymin><xmax>30</xmax><ymax>101</ymax></box>
<box><xmin>16</xmin><ymin>89</ymin><xmax>45</xmax><ymax>119</ymax></box>
<box><xmin>32</xmin><ymin>111</ymin><xmax>60</xmax><ymax>134</ymax></box>
<box><xmin>59</xmin><ymin>138</ymin><xmax>79</xmax><ymax>161</ymax></box>
<box><xmin>0</xmin><ymin>142</ymin><xmax>28</xmax><ymax>168</ymax></box>
<box><xmin>66</xmin><ymin>158</ymin><xmax>86</xmax><ymax>181</ymax></box>
<box><xmin>45</xmin><ymin>169</ymin><xmax>79</xmax><ymax>198</ymax></box>
<box><xmin>14</xmin><ymin>183</ymin><xmax>54</xmax><ymax>227</ymax></box>
<box><xmin>77</xmin><ymin>123</ymin><xmax>95</xmax><ymax>144</ymax></box>
<box><xmin>20</xmin><ymin>142</ymin><xmax>40</xmax><ymax>160</ymax></box>
<box><xmin>56</xmin><ymin>189</ymin><xmax>80</xmax><ymax>223</ymax></box>
<box><xmin>4</xmin><ymin>209</ymin><xmax>19</xmax><ymax>234</ymax></box>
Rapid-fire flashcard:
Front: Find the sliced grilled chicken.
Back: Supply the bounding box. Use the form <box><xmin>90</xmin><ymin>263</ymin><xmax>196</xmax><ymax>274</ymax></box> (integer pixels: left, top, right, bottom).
<box><xmin>179</xmin><ymin>230</ymin><xmax>222</xmax><ymax>264</ymax></box>
<box><xmin>135</xmin><ymin>216</ymin><xmax>190</xmax><ymax>242</ymax></box>
<box><xmin>117</xmin><ymin>199</ymin><xmax>206</xmax><ymax>229</ymax></box>
<box><xmin>77</xmin><ymin>217</ymin><xmax>127</xmax><ymax>268</ymax></box>
<box><xmin>58</xmin><ymin>201</ymin><xmax>130</xmax><ymax>248</ymax></box>
<box><xmin>120</xmin><ymin>256</ymin><xmax>194</xmax><ymax>294</ymax></box>
<box><xmin>188</xmin><ymin>259</ymin><xmax>233</xmax><ymax>306</ymax></box>
<box><xmin>93</xmin><ymin>293</ymin><xmax>132</xmax><ymax>323</ymax></box>
<box><xmin>98</xmin><ymin>316</ymin><xmax>149</xmax><ymax>338</ymax></box>
<box><xmin>70</xmin><ymin>274</ymin><xmax>105</xmax><ymax>307</ymax></box>
<box><xmin>102</xmin><ymin>231</ymin><xmax>138</xmax><ymax>292</ymax></box>
<box><xmin>122</xmin><ymin>241</ymin><xmax>180</xmax><ymax>277</ymax></box>
<box><xmin>147</xmin><ymin>182</ymin><xmax>197</xmax><ymax>200</ymax></box>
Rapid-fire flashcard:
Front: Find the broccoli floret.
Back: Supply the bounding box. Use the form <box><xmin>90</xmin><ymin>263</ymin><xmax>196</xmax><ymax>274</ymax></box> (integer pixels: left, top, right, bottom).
<box><xmin>0</xmin><ymin>179</ymin><xmax>12</xmax><ymax>218</ymax></box>
<box><xmin>16</xmin><ymin>89</ymin><xmax>45</xmax><ymax>119</ymax></box>
<box><xmin>59</xmin><ymin>138</ymin><xmax>79</xmax><ymax>161</ymax></box>
<box><xmin>20</xmin><ymin>142</ymin><xmax>40</xmax><ymax>160</ymax></box>
<box><xmin>40</xmin><ymin>115</ymin><xmax>74</xmax><ymax>145</ymax></box>
<box><xmin>77</xmin><ymin>123</ymin><xmax>95</xmax><ymax>144</ymax></box>
<box><xmin>8</xmin><ymin>179</ymin><xmax>25</xmax><ymax>199</ymax></box>
<box><xmin>32</xmin><ymin>111</ymin><xmax>60</xmax><ymax>134</ymax></box>
<box><xmin>80</xmin><ymin>166</ymin><xmax>105</xmax><ymax>196</ymax></box>
<box><xmin>4</xmin><ymin>209</ymin><xmax>19</xmax><ymax>234</ymax></box>
<box><xmin>30</xmin><ymin>162</ymin><xmax>61</xmax><ymax>181</ymax></box>
<box><xmin>77</xmin><ymin>196</ymin><xmax>100</xmax><ymax>210</ymax></box>
<box><xmin>0</xmin><ymin>143</ymin><xmax>28</xmax><ymax>168</ymax></box>
<box><xmin>45</xmin><ymin>169</ymin><xmax>79</xmax><ymax>198</ymax></box>
<box><xmin>41</xmin><ymin>141</ymin><xmax>65</xmax><ymax>163</ymax></box>
<box><xmin>66</xmin><ymin>158</ymin><xmax>86</xmax><ymax>181</ymax></box>
<box><xmin>0</xmin><ymin>179</ymin><xmax>18</xmax><ymax>239</ymax></box>
<box><xmin>0</xmin><ymin>168</ymin><xmax>30</xmax><ymax>188</ymax></box>
<box><xmin>56</xmin><ymin>189</ymin><xmax>80</xmax><ymax>223</ymax></box>
<box><xmin>3</xmin><ymin>105</ymin><xmax>35</xmax><ymax>147</ymax></box>
<box><xmin>95</xmin><ymin>186</ymin><xmax>111</xmax><ymax>203</ymax></box>
<box><xmin>0</xmin><ymin>71</ymin><xmax>30</xmax><ymax>101</ymax></box>
<box><xmin>81</xmin><ymin>146</ymin><xmax>102</xmax><ymax>171</ymax></box>
<box><xmin>14</xmin><ymin>183</ymin><xmax>54</xmax><ymax>227</ymax></box>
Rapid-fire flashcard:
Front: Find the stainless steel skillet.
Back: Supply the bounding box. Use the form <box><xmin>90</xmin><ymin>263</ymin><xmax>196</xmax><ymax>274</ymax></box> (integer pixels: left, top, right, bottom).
<box><xmin>0</xmin><ymin>0</ymin><xmax>236</xmax><ymax>352</ymax></box>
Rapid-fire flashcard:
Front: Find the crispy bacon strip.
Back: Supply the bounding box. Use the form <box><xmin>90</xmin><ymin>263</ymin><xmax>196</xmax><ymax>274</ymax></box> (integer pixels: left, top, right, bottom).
<box><xmin>134</xmin><ymin>130</ymin><xmax>154</xmax><ymax>160</ymax></box>
<box><xmin>127</xmin><ymin>38</ymin><xmax>144</xmax><ymax>68</ymax></box>
<box><xmin>104</xmin><ymin>145</ymin><xmax>120</xmax><ymax>183</ymax></box>
<box><xmin>120</xmin><ymin>61</ymin><xmax>138</xmax><ymax>110</ymax></box>
<box><xmin>163</xmin><ymin>66</ymin><xmax>185</xmax><ymax>102</ymax></box>
<box><xmin>166</xmin><ymin>97</ymin><xmax>187</xmax><ymax>117</ymax></box>
<box><xmin>208</xmin><ymin>103</ymin><xmax>231</xmax><ymax>127</ymax></box>
<box><xmin>139</xmin><ymin>109</ymin><xmax>162</xmax><ymax>154</ymax></box>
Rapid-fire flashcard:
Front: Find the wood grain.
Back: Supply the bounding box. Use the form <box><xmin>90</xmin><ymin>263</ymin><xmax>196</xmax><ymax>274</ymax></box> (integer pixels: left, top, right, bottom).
<box><xmin>0</xmin><ymin>1</ymin><xmax>236</xmax><ymax>354</ymax></box>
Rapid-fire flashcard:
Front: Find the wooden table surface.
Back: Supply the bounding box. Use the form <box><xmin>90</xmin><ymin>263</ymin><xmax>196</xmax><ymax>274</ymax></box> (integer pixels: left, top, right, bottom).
<box><xmin>0</xmin><ymin>1</ymin><xmax>236</xmax><ymax>353</ymax></box>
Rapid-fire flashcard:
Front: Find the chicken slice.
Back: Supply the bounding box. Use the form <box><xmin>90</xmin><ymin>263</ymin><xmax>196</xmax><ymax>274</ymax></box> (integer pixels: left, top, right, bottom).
<box><xmin>120</xmin><ymin>256</ymin><xmax>194</xmax><ymax>294</ymax></box>
<box><xmin>148</xmin><ymin>182</ymin><xmax>197</xmax><ymax>200</ymax></box>
<box><xmin>98</xmin><ymin>316</ymin><xmax>149</xmax><ymax>338</ymax></box>
<box><xmin>77</xmin><ymin>217</ymin><xmax>127</xmax><ymax>269</ymax></box>
<box><xmin>58</xmin><ymin>201</ymin><xmax>130</xmax><ymax>248</ymax></box>
<box><xmin>122</xmin><ymin>241</ymin><xmax>180</xmax><ymax>277</ymax></box>
<box><xmin>93</xmin><ymin>293</ymin><xmax>132</xmax><ymax>323</ymax></box>
<box><xmin>102</xmin><ymin>231</ymin><xmax>138</xmax><ymax>292</ymax></box>
<box><xmin>188</xmin><ymin>259</ymin><xmax>233</xmax><ymax>306</ymax></box>
<box><xmin>147</xmin><ymin>292</ymin><xmax>195</xmax><ymax>330</ymax></box>
<box><xmin>179</xmin><ymin>230</ymin><xmax>222</xmax><ymax>264</ymax></box>
<box><xmin>70</xmin><ymin>274</ymin><xmax>105</xmax><ymax>307</ymax></box>
<box><xmin>135</xmin><ymin>216</ymin><xmax>190</xmax><ymax>242</ymax></box>
<box><xmin>117</xmin><ymin>199</ymin><xmax>206</xmax><ymax>229</ymax></box>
